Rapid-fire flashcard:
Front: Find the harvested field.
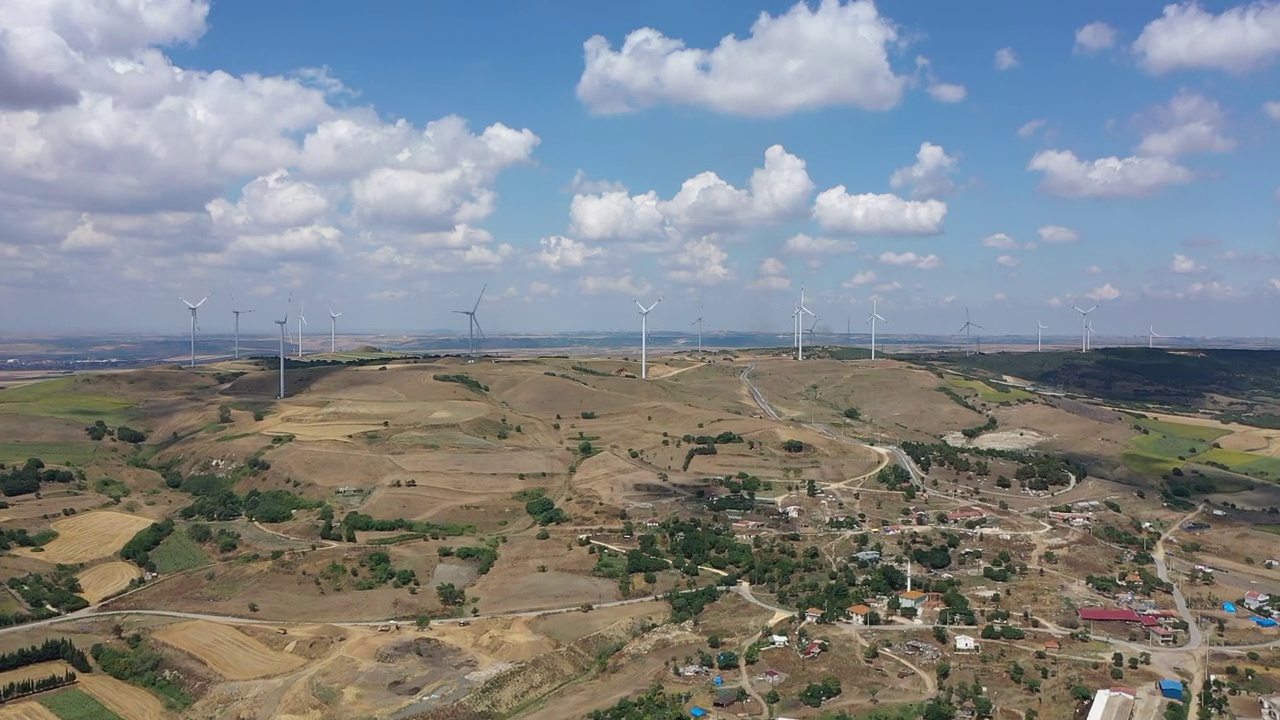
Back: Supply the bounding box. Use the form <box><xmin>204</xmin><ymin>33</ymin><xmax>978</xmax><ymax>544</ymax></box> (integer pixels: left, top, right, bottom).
<box><xmin>0</xmin><ymin>703</ymin><xmax>59</xmax><ymax>720</ymax></box>
<box><xmin>76</xmin><ymin>562</ymin><xmax>141</xmax><ymax>603</ymax></box>
<box><xmin>16</xmin><ymin>512</ymin><xmax>154</xmax><ymax>564</ymax></box>
<box><xmin>0</xmin><ymin>661</ymin><xmax>73</xmax><ymax>687</ymax></box>
<box><xmin>154</xmin><ymin>620</ymin><xmax>305</xmax><ymax>679</ymax></box>
<box><xmin>77</xmin><ymin>673</ymin><xmax>167</xmax><ymax>720</ymax></box>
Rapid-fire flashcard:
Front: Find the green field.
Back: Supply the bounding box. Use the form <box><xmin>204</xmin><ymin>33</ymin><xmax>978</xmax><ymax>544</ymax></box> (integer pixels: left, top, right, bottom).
<box><xmin>0</xmin><ymin>441</ymin><xmax>96</xmax><ymax>466</ymax></box>
<box><xmin>152</xmin><ymin>532</ymin><xmax>210</xmax><ymax>574</ymax></box>
<box><xmin>1199</xmin><ymin>448</ymin><xmax>1280</xmax><ymax>479</ymax></box>
<box><xmin>1120</xmin><ymin>449</ymin><xmax>1180</xmax><ymax>476</ymax></box>
<box><xmin>0</xmin><ymin>588</ymin><xmax>23</xmax><ymax>615</ymax></box>
<box><xmin>1131</xmin><ymin>416</ymin><xmax>1231</xmax><ymax>442</ymax></box>
<box><xmin>39</xmin><ymin>689</ymin><xmax>124</xmax><ymax>720</ymax></box>
<box><xmin>945</xmin><ymin>377</ymin><xmax>1035</xmax><ymax>403</ymax></box>
<box><xmin>0</xmin><ymin>377</ymin><xmax>136</xmax><ymax>424</ymax></box>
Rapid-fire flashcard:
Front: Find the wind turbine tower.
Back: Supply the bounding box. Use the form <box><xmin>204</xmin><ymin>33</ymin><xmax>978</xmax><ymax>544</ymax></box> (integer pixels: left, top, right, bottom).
<box><xmin>957</xmin><ymin>308</ymin><xmax>982</xmax><ymax>357</ymax></box>
<box><xmin>453</xmin><ymin>285</ymin><xmax>487</xmax><ymax>357</ymax></box>
<box><xmin>329</xmin><ymin>308</ymin><xmax>342</xmax><ymax>354</ymax></box>
<box><xmin>230</xmin><ymin>296</ymin><xmax>253</xmax><ymax>360</ymax></box>
<box><xmin>274</xmin><ymin>312</ymin><xmax>288</xmax><ymax>399</ymax></box>
<box><xmin>179</xmin><ymin>294</ymin><xmax>210</xmax><ymax>368</ymax></box>
<box><xmin>634</xmin><ymin>296</ymin><xmax>662</xmax><ymax>379</ymax></box>
<box><xmin>1071</xmin><ymin>304</ymin><xmax>1097</xmax><ymax>353</ymax></box>
<box><xmin>1036</xmin><ymin>319</ymin><xmax>1048</xmax><ymax>353</ymax></box>
<box><xmin>296</xmin><ymin>302</ymin><xmax>308</xmax><ymax>359</ymax></box>
<box><xmin>796</xmin><ymin>286</ymin><xmax>816</xmax><ymax>360</ymax></box>
<box><xmin>866</xmin><ymin>299</ymin><xmax>886</xmax><ymax>360</ymax></box>
<box><xmin>1148</xmin><ymin>326</ymin><xmax>1163</xmax><ymax>349</ymax></box>
<box><xmin>691</xmin><ymin>312</ymin><xmax>704</xmax><ymax>353</ymax></box>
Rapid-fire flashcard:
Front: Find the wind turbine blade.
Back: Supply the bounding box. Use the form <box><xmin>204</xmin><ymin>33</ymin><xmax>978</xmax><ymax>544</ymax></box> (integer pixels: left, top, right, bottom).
<box><xmin>874</xmin><ymin>314</ymin><xmax>886</xmax><ymax>323</ymax></box>
<box><xmin>957</xmin><ymin>324</ymin><xmax>968</xmax><ymax>334</ymax></box>
<box><xmin>473</xmin><ymin>284</ymin><xmax>487</xmax><ymax>313</ymax></box>
<box><xmin>634</xmin><ymin>299</ymin><xmax>646</xmax><ymax>312</ymax></box>
<box><xmin>473</xmin><ymin>318</ymin><xmax>485</xmax><ymax>340</ymax></box>
<box><xmin>971</xmin><ymin>323</ymin><xmax>983</xmax><ymax>329</ymax></box>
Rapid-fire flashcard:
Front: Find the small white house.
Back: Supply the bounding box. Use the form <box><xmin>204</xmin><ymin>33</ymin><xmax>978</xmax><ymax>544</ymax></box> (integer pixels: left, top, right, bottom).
<box><xmin>769</xmin><ymin>635</ymin><xmax>789</xmax><ymax>648</ymax></box>
<box><xmin>1246</xmin><ymin>591</ymin><xmax>1272</xmax><ymax>611</ymax></box>
<box><xmin>954</xmin><ymin>635</ymin><xmax>978</xmax><ymax>652</ymax></box>
<box><xmin>848</xmin><ymin>605</ymin><xmax>872</xmax><ymax>626</ymax></box>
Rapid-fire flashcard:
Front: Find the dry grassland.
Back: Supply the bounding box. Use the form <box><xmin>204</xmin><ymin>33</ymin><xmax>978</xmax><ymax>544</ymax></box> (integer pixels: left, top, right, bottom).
<box><xmin>0</xmin><ymin>703</ymin><xmax>59</xmax><ymax>720</ymax></box>
<box><xmin>76</xmin><ymin>673</ymin><xmax>167</xmax><ymax>720</ymax></box>
<box><xmin>76</xmin><ymin>562</ymin><xmax>141</xmax><ymax>603</ymax></box>
<box><xmin>17</xmin><ymin>511</ymin><xmax>154</xmax><ymax>564</ymax></box>
<box><xmin>154</xmin><ymin>620</ymin><xmax>305</xmax><ymax>679</ymax></box>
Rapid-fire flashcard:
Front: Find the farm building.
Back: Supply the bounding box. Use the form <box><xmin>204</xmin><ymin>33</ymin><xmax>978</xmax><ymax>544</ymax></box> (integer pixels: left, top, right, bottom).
<box><xmin>946</xmin><ymin>507</ymin><xmax>987</xmax><ymax>523</ymax></box>
<box><xmin>1044</xmin><ymin>639</ymin><xmax>1060</xmax><ymax>652</ymax></box>
<box><xmin>853</xmin><ymin>550</ymin><xmax>881</xmax><ymax>563</ymax></box>
<box><xmin>847</xmin><ymin>604</ymin><xmax>872</xmax><ymax>625</ymax></box>
<box><xmin>769</xmin><ymin>634</ymin><xmax>789</xmax><ymax>648</ymax></box>
<box><xmin>804</xmin><ymin>607</ymin><xmax>823</xmax><ymax>622</ymax></box>
<box><xmin>713</xmin><ymin>689</ymin><xmax>738</xmax><ymax>708</ymax></box>
<box><xmin>802</xmin><ymin>640</ymin><xmax>824</xmax><ymax>658</ymax></box>
<box><xmin>1158</xmin><ymin>680</ymin><xmax>1184</xmax><ymax>701</ymax></box>
<box><xmin>1085</xmin><ymin>687</ymin><xmax>1136</xmax><ymax>720</ymax></box>
<box><xmin>1260</xmin><ymin>695</ymin><xmax>1280</xmax><ymax>720</ymax></box>
<box><xmin>954</xmin><ymin>634</ymin><xmax>978</xmax><ymax>652</ymax></box>
<box><xmin>1077</xmin><ymin>608</ymin><xmax>1159</xmax><ymax>627</ymax></box>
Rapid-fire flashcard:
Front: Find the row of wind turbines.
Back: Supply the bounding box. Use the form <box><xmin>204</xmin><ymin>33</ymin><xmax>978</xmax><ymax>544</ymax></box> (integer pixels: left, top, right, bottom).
<box><xmin>179</xmin><ymin>294</ymin><xmax>342</xmax><ymax>368</ymax></box>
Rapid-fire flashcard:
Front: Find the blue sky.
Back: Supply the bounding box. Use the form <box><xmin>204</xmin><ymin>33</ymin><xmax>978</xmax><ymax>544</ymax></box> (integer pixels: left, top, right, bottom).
<box><xmin>1</xmin><ymin>1</ymin><xmax>1279</xmax><ymax>337</ymax></box>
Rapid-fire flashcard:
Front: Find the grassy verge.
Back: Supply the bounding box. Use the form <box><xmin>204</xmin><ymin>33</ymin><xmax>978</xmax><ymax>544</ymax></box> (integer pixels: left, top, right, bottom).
<box><xmin>39</xmin><ymin>689</ymin><xmax>125</xmax><ymax>720</ymax></box>
<box><xmin>945</xmin><ymin>377</ymin><xmax>1035</xmax><ymax>403</ymax></box>
<box><xmin>0</xmin><ymin>442</ymin><xmax>96</xmax><ymax>466</ymax></box>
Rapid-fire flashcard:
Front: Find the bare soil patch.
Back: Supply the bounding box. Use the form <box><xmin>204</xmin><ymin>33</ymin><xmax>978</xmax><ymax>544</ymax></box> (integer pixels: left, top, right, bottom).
<box><xmin>0</xmin><ymin>661</ymin><xmax>72</xmax><ymax>687</ymax></box>
<box><xmin>0</xmin><ymin>703</ymin><xmax>59</xmax><ymax>720</ymax></box>
<box><xmin>77</xmin><ymin>672</ymin><xmax>167</xmax><ymax>720</ymax></box>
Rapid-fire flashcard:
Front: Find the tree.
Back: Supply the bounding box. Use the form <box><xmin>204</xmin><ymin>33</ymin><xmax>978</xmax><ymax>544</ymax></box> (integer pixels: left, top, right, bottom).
<box><xmin>115</xmin><ymin>426</ymin><xmax>146</xmax><ymax>444</ymax></box>
<box><xmin>764</xmin><ymin>689</ymin><xmax>780</xmax><ymax>705</ymax></box>
<box><xmin>578</xmin><ymin>440</ymin><xmax>593</xmax><ymax>455</ymax></box>
<box><xmin>715</xmin><ymin>651</ymin><xmax>738</xmax><ymax>670</ymax></box>
<box><xmin>843</xmin><ymin>407</ymin><xmax>861</xmax><ymax>420</ymax></box>
<box><xmin>782</xmin><ymin>439</ymin><xmax>805</xmax><ymax>453</ymax></box>
<box><xmin>436</xmin><ymin>583</ymin><xmax>466</xmax><ymax>607</ymax></box>
<box><xmin>218</xmin><ymin>406</ymin><xmax>232</xmax><ymax>424</ymax></box>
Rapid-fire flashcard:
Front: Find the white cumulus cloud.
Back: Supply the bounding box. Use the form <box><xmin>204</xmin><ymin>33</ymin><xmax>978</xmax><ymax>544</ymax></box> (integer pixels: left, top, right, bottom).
<box><xmin>843</xmin><ymin>270</ymin><xmax>877</xmax><ymax>287</ymax></box>
<box><xmin>570</xmin><ymin>145</ymin><xmax>814</xmax><ymax>242</ymax></box>
<box><xmin>926</xmin><ymin>83</ymin><xmax>967</xmax><ymax>103</ymax></box>
<box><xmin>576</xmin><ymin>0</ymin><xmax>909</xmax><ymax>116</ymax></box>
<box><xmin>1170</xmin><ymin>253</ymin><xmax>1206</xmax><ymax>273</ymax></box>
<box><xmin>1074</xmin><ymin>21</ymin><xmax>1118</xmax><ymax>54</ymax></box>
<box><xmin>662</xmin><ymin>238</ymin><xmax>734</xmax><ymax>286</ymax></box>
<box><xmin>878</xmin><ymin>251</ymin><xmax>941</xmax><ymax>269</ymax></box>
<box><xmin>1133</xmin><ymin>1</ymin><xmax>1280</xmax><ymax>74</ymax></box>
<box><xmin>782</xmin><ymin>234</ymin><xmax>856</xmax><ymax>254</ymax></box>
<box><xmin>580</xmin><ymin>274</ymin><xmax>653</xmax><ymax>296</ymax></box>
<box><xmin>813</xmin><ymin>188</ymin><xmax>946</xmax><ymax>235</ymax></box>
<box><xmin>1135</xmin><ymin>91</ymin><xmax>1235</xmax><ymax>157</ymax></box>
<box><xmin>996</xmin><ymin>254</ymin><xmax>1021</xmax><ymax>268</ymax></box>
<box><xmin>889</xmin><ymin>142</ymin><xmax>959</xmax><ymax>199</ymax></box>
<box><xmin>1018</xmin><ymin>119</ymin><xmax>1047</xmax><ymax>138</ymax></box>
<box><xmin>981</xmin><ymin>233</ymin><xmax>1019</xmax><ymax>250</ymax></box>
<box><xmin>1028</xmin><ymin>150</ymin><xmax>1193</xmax><ymax>197</ymax></box>
<box><xmin>1264</xmin><ymin>101</ymin><xmax>1280</xmax><ymax>120</ymax></box>
<box><xmin>994</xmin><ymin>47</ymin><xmax>1019</xmax><ymax>70</ymax></box>
<box><xmin>1038</xmin><ymin>225</ymin><xmax>1080</xmax><ymax>244</ymax></box>
<box><xmin>1087</xmin><ymin>283</ymin><xmax>1122</xmax><ymax>300</ymax></box>
<box><xmin>534</xmin><ymin>236</ymin><xmax>605</xmax><ymax>272</ymax></box>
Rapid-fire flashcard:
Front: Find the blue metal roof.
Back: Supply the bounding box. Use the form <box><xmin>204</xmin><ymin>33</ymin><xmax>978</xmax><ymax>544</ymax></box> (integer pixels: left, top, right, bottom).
<box><xmin>1158</xmin><ymin>680</ymin><xmax>1181</xmax><ymax>690</ymax></box>
<box><xmin>690</xmin><ymin>708</ymin><xmax>708</xmax><ymax>718</ymax></box>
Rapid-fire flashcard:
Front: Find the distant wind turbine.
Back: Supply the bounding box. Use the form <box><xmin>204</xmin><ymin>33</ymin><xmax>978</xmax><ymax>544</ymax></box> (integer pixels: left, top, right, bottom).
<box><xmin>1086</xmin><ymin>319</ymin><xmax>1097</xmax><ymax>351</ymax></box>
<box><xmin>1036</xmin><ymin>319</ymin><xmax>1047</xmax><ymax>353</ymax></box>
<box><xmin>1072</xmin><ymin>304</ymin><xmax>1097</xmax><ymax>353</ymax></box>
<box><xmin>691</xmin><ymin>311</ymin><xmax>705</xmax><ymax>353</ymax></box>
<box><xmin>634</xmin><ymin>296</ymin><xmax>661</xmax><ymax>379</ymax></box>
<box><xmin>866</xmin><ymin>299</ymin><xmax>886</xmax><ymax>360</ymax></box>
<box><xmin>230</xmin><ymin>295</ymin><xmax>253</xmax><ymax>360</ymax></box>
<box><xmin>329</xmin><ymin>308</ymin><xmax>342</xmax><ymax>354</ymax></box>
<box><xmin>296</xmin><ymin>302</ymin><xmax>308</xmax><ymax>359</ymax></box>
<box><xmin>1148</xmin><ymin>325</ymin><xmax>1163</xmax><ymax>349</ymax></box>
<box><xmin>957</xmin><ymin>307</ymin><xmax>982</xmax><ymax>357</ymax></box>
<box><xmin>452</xmin><ymin>284</ymin><xmax>487</xmax><ymax>357</ymax></box>
<box><xmin>274</xmin><ymin>302</ymin><xmax>289</xmax><ymax>399</ymax></box>
<box><xmin>179</xmin><ymin>293</ymin><xmax>211</xmax><ymax>368</ymax></box>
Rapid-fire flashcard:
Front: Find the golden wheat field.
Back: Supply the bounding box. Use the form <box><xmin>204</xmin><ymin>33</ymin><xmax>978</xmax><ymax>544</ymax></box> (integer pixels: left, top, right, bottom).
<box><xmin>154</xmin><ymin>620</ymin><xmax>305</xmax><ymax>679</ymax></box>
<box><xmin>76</xmin><ymin>561</ymin><xmax>141</xmax><ymax>603</ymax></box>
<box><xmin>18</xmin><ymin>511</ymin><xmax>154</xmax><ymax>563</ymax></box>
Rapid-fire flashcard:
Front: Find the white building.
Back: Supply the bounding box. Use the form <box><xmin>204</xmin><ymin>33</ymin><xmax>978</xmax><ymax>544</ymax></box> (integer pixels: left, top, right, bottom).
<box><xmin>954</xmin><ymin>635</ymin><xmax>978</xmax><ymax>652</ymax></box>
<box><xmin>769</xmin><ymin>635</ymin><xmax>789</xmax><ymax>648</ymax></box>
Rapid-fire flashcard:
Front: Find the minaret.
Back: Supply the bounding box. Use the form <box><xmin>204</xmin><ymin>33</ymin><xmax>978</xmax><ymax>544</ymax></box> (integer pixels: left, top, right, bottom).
<box><xmin>906</xmin><ymin>557</ymin><xmax>912</xmax><ymax>593</ymax></box>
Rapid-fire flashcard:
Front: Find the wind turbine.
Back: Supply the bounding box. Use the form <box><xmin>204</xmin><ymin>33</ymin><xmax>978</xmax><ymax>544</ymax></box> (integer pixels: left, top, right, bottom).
<box><xmin>274</xmin><ymin>309</ymin><xmax>288</xmax><ymax>399</ymax></box>
<box><xmin>1148</xmin><ymin>325</ymin><xmax>1163</xmax><ymax>349</ymax></box>
<box><xmin>866</xmin><ymin>299</ymin><xmax>886</xmax><ymax>360</ymax></box>
<box><xmin>957</xmin><ymin>307</ymin><xmax>982</xmax><ymax>356</ymax></box>
<box><xmin>1087</xmin><ymin>319</ymin><xmax>1097</xmax><ymax>351</ymax></box>
<box><xmin>452</xmin><ymin>285</ymin><xmax>487</xmax><ymax>357</ymax></box>
<box><xmin>230</xmin><ymin>295</ymin><xmax>253</xmax><ymax>360</ymax></box>
<box><xmin>806</xmin><ymin>313</ymin><xmax>820</xmax><ymax>345</ymax></box>
<box><xmin>296</xmin><ymin>302</ymin><xmax>308</xmax><ymax>359</ymax></box>
<box><xmin>1071</xmin><ymin>304</ymin><xmax>1097</xmax><ymax>353</ymax></box>
<box><xmin>691</xmin><ymin>312</ymin><xmax>705</xmax><ymax>353</ymax></box>
<box><xmin>1036</xmin><ymin>319</ymin><xmax>1048</xmax><ymax>353</ymax></box>
<box><xmin>797</xmin><ymin>286</ymin><xmax>816</xmax><ymax>360</ymax></box>
<box><xmin>179</xmin><ymin>293</ymin><xmax>210</xmax><ymax>368</ymax></box>
<box><xmin>634</xmin><ymin>296</ymin><xmax>661</xmax><ymax>379</ymax></box>
<box><xmin>329</xmin><ymin>308</ymin><xmax>342</xmax><ymax>354</ymax></box>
